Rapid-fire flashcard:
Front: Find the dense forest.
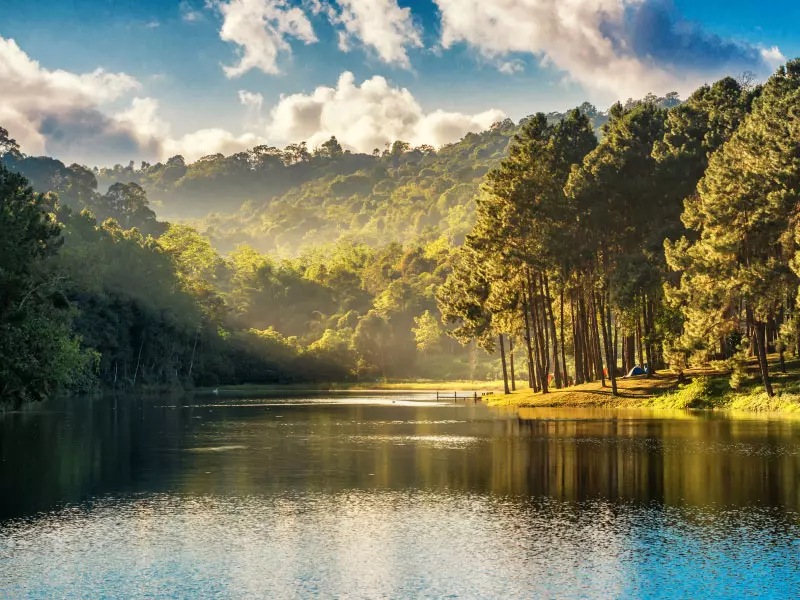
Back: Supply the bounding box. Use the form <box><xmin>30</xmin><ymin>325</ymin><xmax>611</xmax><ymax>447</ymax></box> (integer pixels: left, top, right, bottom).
<box><xmin>2</xmin><ymin>61</ymin><xmax>799</xmax><ymax>407</ymax></box>
<box><xmin>439</xmin><ymin>62</ymin><xmax>800</xmax><ymax>398</ymax></box>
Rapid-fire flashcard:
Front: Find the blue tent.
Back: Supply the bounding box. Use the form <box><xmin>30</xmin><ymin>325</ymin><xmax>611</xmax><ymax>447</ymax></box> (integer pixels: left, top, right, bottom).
<box><xmin>625</xmin><ymin>366</ymin><xmax>645</xmax><ymax>377</ymax></box>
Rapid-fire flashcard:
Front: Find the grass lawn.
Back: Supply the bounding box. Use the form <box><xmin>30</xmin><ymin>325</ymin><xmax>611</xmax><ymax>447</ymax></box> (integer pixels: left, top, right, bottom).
<box><xmin>485</xmin><ymin>355</ymin><xmax>800</xmax><ymax>414</ymax></box>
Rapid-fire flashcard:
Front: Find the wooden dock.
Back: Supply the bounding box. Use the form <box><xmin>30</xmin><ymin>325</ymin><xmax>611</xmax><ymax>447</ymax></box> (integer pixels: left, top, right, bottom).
<box><xmin>435</xmin><ymin>391</ymin><xmax>493</xmax><ymax>401</ymax></box>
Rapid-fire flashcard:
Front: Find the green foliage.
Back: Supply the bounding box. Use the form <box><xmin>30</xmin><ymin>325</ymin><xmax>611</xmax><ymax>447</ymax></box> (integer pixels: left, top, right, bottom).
<box><xmin>729</xmin><ymin>337</ymin><xmax>750</xmax><ymax>391</ymax></box>
<box><xmin>412</xmin><ymin>310</ymin><xmax>442</xmax><ymax>353</ymax></box>
<box><xmin>0</xmin><ymin>163</ymin><xmax>95</xmax><ymax>406</ymax></box>
<box><xmin>651</xmin><ymin>376</ymin><xmax>715</xmax><ymax>409</ymax></box>
<box><xmin>0</xmin><ymin>126</ymin><xmax>21</xmax><ymax>158</ymax></box>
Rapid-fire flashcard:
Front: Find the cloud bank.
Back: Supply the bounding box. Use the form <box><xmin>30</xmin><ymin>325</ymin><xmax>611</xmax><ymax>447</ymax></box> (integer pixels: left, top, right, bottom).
<box><xmin>267</xmin><ymin>71</ymin><xmax>504</xmax><ymax>151</ymax></box>
<box><xmin>0</xmin><ymin>37</ymin><xmax>148</xmax><ymax>164</ymax></box>
<box><xmin>0</xmin><ymin>38</ymin><xmax>504</xmax><ymax>165</ymax></box>
<box><xmin>434</xmin><ymin>0</ymin><xmax>783</xmax><ymax>98</ymax></box>
<box><xmin>0</xmin><ymin>36</ymin><xmax>267</xmax><ymax>164</ymax></box>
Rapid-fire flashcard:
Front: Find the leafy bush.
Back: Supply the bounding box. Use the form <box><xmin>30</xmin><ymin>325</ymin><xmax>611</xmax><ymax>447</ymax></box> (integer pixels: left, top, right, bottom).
<box><xmin>653</xmin><ymin>376</ymin><xmax>714</xmax><ymax>409</ymax></box>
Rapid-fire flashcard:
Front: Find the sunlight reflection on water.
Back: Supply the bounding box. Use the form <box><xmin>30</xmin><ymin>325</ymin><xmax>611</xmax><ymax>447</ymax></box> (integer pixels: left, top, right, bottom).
<box><xmin>1</xmin><ymin>492</ymin><xmax>797</xmax><ymax>599</ymax></box>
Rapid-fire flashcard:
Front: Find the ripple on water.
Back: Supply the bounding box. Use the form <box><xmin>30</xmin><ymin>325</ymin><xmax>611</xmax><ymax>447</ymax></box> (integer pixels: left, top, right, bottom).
<box><xmin>345</xmin><ymin>434</ymin><xmax>485</xmax><ymax>449</ymax></box>
<box><xmin>1</xmin><ymin>492</ymin><xmax>798</xmax><ymax>599</ymax></box>
<box><xmin>184</xmin><ymin>445</ymin><xmax>248</xmax><ymax>453</ymax></box>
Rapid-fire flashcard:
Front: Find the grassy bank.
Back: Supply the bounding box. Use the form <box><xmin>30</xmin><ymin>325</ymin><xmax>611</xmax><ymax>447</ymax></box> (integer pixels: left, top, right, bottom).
<box><xmin>485</xmin><ymin>356</ymin><xmax>800</xmax><ymax>414</ymax></box>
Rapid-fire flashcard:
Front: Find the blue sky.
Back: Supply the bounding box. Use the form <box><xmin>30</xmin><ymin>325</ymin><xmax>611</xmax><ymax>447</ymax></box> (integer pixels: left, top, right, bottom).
<box><xmin>0</xmin><ymin>0</ymin><xmax>797</xmax><ymax>165</ymax></box>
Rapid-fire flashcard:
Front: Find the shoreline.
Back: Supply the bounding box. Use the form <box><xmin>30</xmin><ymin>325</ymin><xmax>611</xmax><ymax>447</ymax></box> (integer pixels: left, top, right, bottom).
<box><xmin>483</xmin><ymin>365</ymin><xmax>800</xmax><ymax>414</ymax></box>
<box><xmin>9</xmin><ymin>364</ymin><xmax>799</xmax><ymax>416</ymax></box>
<box><xmin>165</xmin><ymin>361</ymin><xmax>800</xmax><ymax>415</ymax></box>
<box><xmin>195</xmin><ymin>380</ymin><xmax>505</xmax><ymax>395</ymax></box>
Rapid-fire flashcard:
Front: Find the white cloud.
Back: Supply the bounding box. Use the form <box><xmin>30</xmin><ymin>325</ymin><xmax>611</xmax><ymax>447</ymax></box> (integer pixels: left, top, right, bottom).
<box><xmin>434</xmin><ymin>0</ymin><xmax>783</xmax><ymax>99</ymax></box>
<box><xmin>238</xmin><ymin>90</ymin><xmax>265</xmax><ymax>110</ymax></box>
<box><xmin>239</xmin><ymin>89</ymin><xmax>266</xmax><ymax>127</ymax></box>
<box><xmin>113</xmin><ymin>97</ymin><xmax>268</xmax><ymax>161</ymax></box>
<box><xmin>180</xmin><ymin>0</ymin><xmax>204</xmax><ymax>22</ymax></box>
<box><xmin>114</xmin><ymin>97</ymin><xmax>169</xmax><ymax>140</ymax></box>
<box><xmin>498</xmin><ymin>60</ymin><xmax>525</xmax><ymax>75</ymax></box>
<box><xmin>760</xmin><ymin>46</ymin><xmax>786</xmax><ymax>69</ymax></box>
<box><xmin>163</xmin><ymin>129</ymin><xmax>266</xmax><ymax>160</ymax></box>
<box><xmin>267</xmin><ymin>71</ymin><xmax>505</xmax><ymax>152</ymax></box>
<box><xmin>214</xmin><ymin>0</ymin><xmax>317</xmax><ymax>77</ymax></box>
<box><xmin>326</xmin><ymin>0</ymin><xmax>422</xmax><ymax>68</ymax></box>
<box><xmin>0</xmin><ymin>36</ymin><xmax>140</xmax><ymax>159</ymax></box>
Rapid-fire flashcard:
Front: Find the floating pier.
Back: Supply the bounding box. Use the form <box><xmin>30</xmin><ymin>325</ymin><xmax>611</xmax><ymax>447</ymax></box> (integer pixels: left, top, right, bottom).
<box><xmin>435</xmin><ymin>390</ymin><xmax>491</xmax><ymax>401</ymax></box>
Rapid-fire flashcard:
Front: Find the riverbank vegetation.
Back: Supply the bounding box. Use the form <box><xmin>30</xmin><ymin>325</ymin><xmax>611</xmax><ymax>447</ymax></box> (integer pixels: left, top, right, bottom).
<box><xmin>3</xmin><ymin>61</ymin><xmax>800</xmax><ymax>408</ymax></box>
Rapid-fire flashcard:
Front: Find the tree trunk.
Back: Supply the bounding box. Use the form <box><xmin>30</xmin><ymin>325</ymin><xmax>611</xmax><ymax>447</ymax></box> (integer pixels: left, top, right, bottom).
<box><xmin>625</xmin><ymin>335</ymin><xmax>635</xmax><ymax>373</ymax></box>
<box><xmin>599</xmin><ymin>290</ymin><xmax>618</xmax><ymax>396</ymax></box>
<box><xmin>537</xmin><ymin>276</ymin><xmax>551</xmax><ymax>380</ymax></box>
<box><xmin>778</xmin><ymin>307</ymin><xmax>786</xmax><ymax>373</ymax></box>
<box><xmin>499</xmin><ymin>334</ymin><xmax>510</xmax><ymax>395</ymax></box>
<box><xmin>560</xmin><ymin>288</ymin><xmax>568</xmax><ymax>387</ymax></box>
<box><xmin>544</xmin><ymin>275</ymin><xmax>562</xmax><ymax>389</ymax></box>
<box><xmin>188</xmin><ymin>326</ymin><xmax>199</xmax><ymax>381</ymax></box>
<box><xmin>590</xmin><ymin>290</ymin><xmax>605</xmax><ymax>386</ymax></box>
<box><xmin>796</xmin><ymin>315</ymin><xmax>800</xmax><ymax>358</ymax></box>
<box><xmin>522</xmin><ymin>289</ymin><xmax>537</xmax><ymax>391</ymax></box>
<box><xmin>509</xmin><ymin>336</ymin><xmax>516</xmax><ymax>391</ymax></box>
<box><xmin>571</xmin><ymin>295</ymin><xmax>583</xmax><ymax>385</ymax></box>
<box><xmin>133</xmin><ymin>335</ymin><xmax>145</xmax><ymax>387</ymax></box>
<box><xmin>578</xmin><ymin>294</ymin><xmax>592</xmax><ymax>382</ymax></box>
<box><xmin>647</xmin><ymin>295</ymin><xmax>659</xmax><ymax>370</ymax></box>
<box><xmin>636</xmin><ymin>314</ymin><xmax>644</xmax><ymax>369</ymax></box>
<box><xmin>642</xmin><ymin>294</ymin><xmax>652</xmax><ymax>377</ymax></box>
<box><xmin>749</xmin><ymin>312</ymin><xmax>774</xmax><ymax>397</ymax></box>
<box><xmin>746</xmin><ymin>308</ymin><xmax>756</xmax><ymax>357</ymax></box>
<box><xmin>526</xmin><ymin>271</ymin><xmax>548</xmax><ymax>393</ymax></box>
<box><xmin>528</xmin><ymin>272</ymin><xmax>549</xmax><ymax>394</ymax></box>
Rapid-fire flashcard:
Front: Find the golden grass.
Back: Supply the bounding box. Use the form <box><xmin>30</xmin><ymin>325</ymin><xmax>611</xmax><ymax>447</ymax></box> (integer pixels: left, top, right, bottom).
<box><xmin>485</xmin><ymin>357</ymin><xmax>800</xmax><ymax>415</ymax></box>
<box><xmin>485</xmin><ymin>372</ymin><xmax>681</xmax><ymax>408</ymax></box>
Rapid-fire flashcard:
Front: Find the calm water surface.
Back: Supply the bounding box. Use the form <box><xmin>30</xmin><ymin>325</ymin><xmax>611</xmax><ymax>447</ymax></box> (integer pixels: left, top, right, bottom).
<box><xmin>1</xmin><ymin>393</ymin><xmax>799</xmax><ymax>598</ymax></box>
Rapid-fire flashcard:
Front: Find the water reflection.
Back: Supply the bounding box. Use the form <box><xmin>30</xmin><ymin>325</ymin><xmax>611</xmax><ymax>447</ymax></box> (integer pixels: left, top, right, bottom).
<box><xmin>5</xmin><ymin>397</ymin><xmax>800</xmax><ymax>516</ymax></box>
<box><xmin>1</xmin><ymin>396</ymin><xmax>799</xmax><ymax>598</ymax></box>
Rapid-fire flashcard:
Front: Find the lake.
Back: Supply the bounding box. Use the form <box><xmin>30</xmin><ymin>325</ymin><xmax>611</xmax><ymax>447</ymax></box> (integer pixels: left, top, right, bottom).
<box><xmin>1</xmin><ymin>393</ymin><xmax>799</xmax><ymax>599</ymax></box>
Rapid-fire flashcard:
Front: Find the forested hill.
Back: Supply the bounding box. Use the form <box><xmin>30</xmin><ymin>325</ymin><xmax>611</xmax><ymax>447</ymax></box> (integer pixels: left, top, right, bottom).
<box><xmin>2</xmin><ymin>98</ymin><xmax>677</xmax><ymax>256</ymax></box>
